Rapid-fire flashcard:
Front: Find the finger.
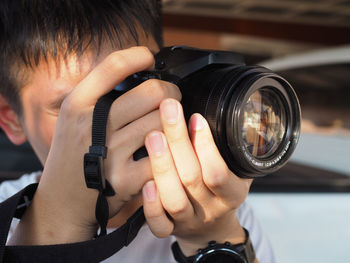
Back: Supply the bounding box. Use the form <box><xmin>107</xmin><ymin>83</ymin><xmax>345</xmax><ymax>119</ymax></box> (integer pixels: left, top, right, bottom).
<box><xmin>159</xmin><ymin>99</ymin><xmax>205</xmax><ymax>195</ymax></box>
<box><xmin>189</xmin><ymin>114</ymin><xmax>251</xmax><ymax>203</ymax></box>
<box><xmin>142</xmin><ymin>180</ymin><xmax>174</xmax><ymax>238</ymax></box>
<box><xmin>107</xmin><ymin>110</ymin><xmax>162</xmax><ymax>159</ymax></box>
<box><xmin>104</xmin><ymin>154</ymin><xmax>157</xmax><ymax>218</ymax></box>
<box><xmin>106</xmin><ymin>155</ymin><xmax>153</xmax><ymax>192</ymax></box>
<box><xmin>109</xmin><ymin>80</ymin><xmax>181</xmax><ymax>131</ymax></box>
<box><xmin>145</xmin><ymin>131</ymin><xmax>194</xmax><ymax>221</ymax></box>
<box><xmin>65</xmin><ymin>46</ymin><xmax>154</xmax><ymax>108</ymax></box>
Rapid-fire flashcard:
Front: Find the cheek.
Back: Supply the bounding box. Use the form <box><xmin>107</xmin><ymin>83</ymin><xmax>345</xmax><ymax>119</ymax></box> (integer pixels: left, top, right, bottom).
<box><xmin>30</xmin><ymin>118</ymin><xmax>57</xmax><ymax>164</ymax></box>
<box><xmin>22</xmin><ymin>101</ymin><xmax>58</xmax><ymax>164</ymax></box>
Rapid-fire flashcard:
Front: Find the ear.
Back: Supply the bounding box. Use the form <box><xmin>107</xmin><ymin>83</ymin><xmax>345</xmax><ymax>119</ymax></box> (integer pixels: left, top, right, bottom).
<box><xmin>0</xmin><ymin>95</ymin><xmax>27</xmax><ymax>145</ymax></box>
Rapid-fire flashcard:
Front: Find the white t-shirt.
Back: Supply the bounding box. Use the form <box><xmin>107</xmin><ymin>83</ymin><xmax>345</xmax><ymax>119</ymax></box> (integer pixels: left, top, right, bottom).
<box><xmin>0</xmin><ymin>172</ymin><xmax>275</xmax><ymax>263</ymax></box>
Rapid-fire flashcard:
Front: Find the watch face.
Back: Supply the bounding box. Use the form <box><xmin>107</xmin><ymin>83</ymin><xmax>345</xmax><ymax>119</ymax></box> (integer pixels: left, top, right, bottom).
<box><xmin>196</xmin><ymin>249</ymin><xmax>247</xmax><ymax>263</ymax></box>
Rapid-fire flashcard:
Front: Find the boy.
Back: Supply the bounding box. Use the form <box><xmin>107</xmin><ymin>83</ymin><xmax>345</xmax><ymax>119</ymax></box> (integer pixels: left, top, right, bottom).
<box><xmin>0</xmin><ymin>1</ymin><xmax>274</xmax><ymax>262</ymax></box>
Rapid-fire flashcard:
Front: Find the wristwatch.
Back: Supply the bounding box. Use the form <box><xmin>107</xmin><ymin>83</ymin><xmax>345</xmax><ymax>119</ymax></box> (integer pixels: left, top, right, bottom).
<box><xmin>171</xmin><ymin>228</ymin><xmax>256</xmax><ymax>263</ymax></box>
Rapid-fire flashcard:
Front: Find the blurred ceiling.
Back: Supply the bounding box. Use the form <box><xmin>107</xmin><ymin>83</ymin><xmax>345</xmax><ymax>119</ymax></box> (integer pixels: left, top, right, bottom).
<box><xmin>162</xmin><ymin>0</ymin><xmax>350</xmax><ymax>45</ymax></box>
<box><xmin>163</xmin><ymin>0</ymin><xmax>350</xmax><ymax>27</ymax></box>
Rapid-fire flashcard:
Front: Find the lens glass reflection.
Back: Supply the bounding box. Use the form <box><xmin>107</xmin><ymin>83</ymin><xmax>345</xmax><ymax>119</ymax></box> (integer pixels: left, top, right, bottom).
<box><xmin>241</xmin><ymin>88</ymin><xmax>286</xmax><ymax>158</ymax></box>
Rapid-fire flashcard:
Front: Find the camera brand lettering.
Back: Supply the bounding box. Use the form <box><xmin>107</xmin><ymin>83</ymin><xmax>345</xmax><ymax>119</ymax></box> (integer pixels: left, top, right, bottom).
<box><xmin>244</xmin><ymin>140</ymin><xmax>291</xmax><ymax>168</ymax></box>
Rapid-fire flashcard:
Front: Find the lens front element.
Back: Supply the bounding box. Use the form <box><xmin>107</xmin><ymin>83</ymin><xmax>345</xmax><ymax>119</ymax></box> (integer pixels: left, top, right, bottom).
<box><xmin>188</xmin><ymin>64</ymin><xmax>300</xmax><ymax>178</ymax></box>
<box><xmin>241</xmin><ymin>88</ymin><xmax>286</xmax><ymax>159</ymax></box>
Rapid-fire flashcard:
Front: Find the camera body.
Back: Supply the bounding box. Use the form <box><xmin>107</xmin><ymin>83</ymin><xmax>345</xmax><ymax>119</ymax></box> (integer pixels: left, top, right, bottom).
<box><xmin>116</xmin><ymin>46</ymin><xmax>301</xmax><ymax>178</ymax></box>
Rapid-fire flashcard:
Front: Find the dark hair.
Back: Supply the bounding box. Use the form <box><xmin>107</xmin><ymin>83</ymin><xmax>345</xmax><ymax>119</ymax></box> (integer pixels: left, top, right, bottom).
<box><xmin>0</xmin><ymin>0</ymin><xmax>162</xmax><ymax>115</ymax></box>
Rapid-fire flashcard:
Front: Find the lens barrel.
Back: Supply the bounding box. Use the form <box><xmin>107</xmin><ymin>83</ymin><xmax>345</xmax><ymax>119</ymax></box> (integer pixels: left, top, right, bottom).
<box><xmin>117</xmin><ymin>46</ymin><xmax>301</xmax><ymax>178</ymax></box>
<box><xmin>180</xmin><ymin>65</ymin><xmax>301</xmax><ymax>178</ymax></box>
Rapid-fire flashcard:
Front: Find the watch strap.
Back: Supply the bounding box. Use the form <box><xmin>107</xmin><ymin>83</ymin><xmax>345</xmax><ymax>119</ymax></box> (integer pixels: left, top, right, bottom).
<box><xmin>172</xmin><ymin>228</ymin><xmax>256</xmax><ymax>263</ymax></box>
<box><xmin>243</xmin><ymin>229</ymin><xmax>256</xmax><ymax>263</ymax></box>
<box><xmin>172</xmin><ymin>241</ymin><xmax>195</xmax><ymax>263</ymax></box>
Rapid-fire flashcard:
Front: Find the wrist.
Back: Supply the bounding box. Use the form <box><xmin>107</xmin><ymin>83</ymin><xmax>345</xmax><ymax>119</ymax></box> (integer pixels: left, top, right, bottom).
<box><xmin>176</xmin><ymin>227</ymin><xmax>245</xmax><ymax>256</ymax></box>
<box><xmin>176</xmin><ymin>212</ymin><xmax>245</xmax><ymax>256</ymax></box>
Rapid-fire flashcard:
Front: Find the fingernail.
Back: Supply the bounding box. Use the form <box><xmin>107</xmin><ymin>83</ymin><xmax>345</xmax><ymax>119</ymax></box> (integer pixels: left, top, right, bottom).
<box><xmin>146</xmin><ymin>131</ymin><xmax>166</xmax><ymax>155</ymax></box>
<box><xmin>143</xmin><ymin>181</ymin><xmax>157</xmax><ymax>202</ymax></box>
<box><xmin>191</xmin><ymin>114</ymin><xmax>205</xmax><ymax>131</ymax></box>
<box><xmin>161</xmin><ymin>99</ymin><xmax>179</xmax><ymax>124</ymax></box>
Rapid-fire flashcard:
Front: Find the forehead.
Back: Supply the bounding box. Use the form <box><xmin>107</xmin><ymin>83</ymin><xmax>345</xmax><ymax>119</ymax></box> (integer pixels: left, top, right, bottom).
<box><xmin>21</xmin><ymin>52</ymin><xmax>94</xmax><ymax>114</ymax></box>
<box><xmin>20</xmin><ymin>35</ymin><xmax>159</xmax><ymax>113</ymax></box>
<box><xmin>32</xmin><ymin>52</ymin><xmax>97</xmax><ymax>95</ymax></box>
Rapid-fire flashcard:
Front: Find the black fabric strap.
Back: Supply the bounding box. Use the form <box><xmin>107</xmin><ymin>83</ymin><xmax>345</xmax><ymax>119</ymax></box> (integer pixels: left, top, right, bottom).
<box><xmin>84</xmin><ymin>91</ymin><xmax>119</xmax><ymax>237</ymax></box>
<box><xmin>91</xmin><ymin>91</ymin><xmax>118</xmax><ymax>148</ymax></box>
<box><xmin>0</xmin><ymin>184</ymin><xmax>37</xmax><ymax>262</ymax></box>
<box><xmin>0</xmin><ymin>183</ymin><xmax>146</xmax><ymax>263</ymax></box>
<box><xmin>0</xmin><ymin>90</ymin><xmax>147</xmax><ymax>262</ymax></box>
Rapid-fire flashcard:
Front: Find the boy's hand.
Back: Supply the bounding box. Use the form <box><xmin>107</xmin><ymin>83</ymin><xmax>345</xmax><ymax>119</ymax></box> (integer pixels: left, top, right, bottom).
<box><xmin>10</xmin><ymin>47</ymin><xmax>181</xmax><ymax>245</ymax></box>
<box><xmin>142</xmin><ymin>98</ymin><xmax>252</xmax><ymax>256</ymax></box>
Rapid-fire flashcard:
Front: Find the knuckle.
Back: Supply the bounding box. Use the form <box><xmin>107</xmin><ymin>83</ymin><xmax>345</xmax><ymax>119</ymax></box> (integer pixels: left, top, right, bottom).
<box><xmin>145</xmin><ymin>79</ymin><xmax>170</xmax><ymax>102</ymax></box>
<box><xmin>148</xmin><ymin>221</ymin><xmax>173</xmax><ymax>238</ymax></box>
<box><xmin>169</xmin><ymin>83</ymin><xmax>182</xmax><ymax>101</ymax></box>
<box><xmin>161</xmin><ymin>82</ymin><xmax>181</xmax><ymax>101</ymax></box>
<box><xmin>181</xmin><ymin>170</ymin><xmax>202</xmax><ymax>189</ymax></box>
<box><xmin>146</xmin><ymin>209</ymin><xmax>163</xmax><ymax>221</ymax></box>
<box><xmin>146</xmin><ymin>79</ymin><xmax>165</xmax><ymax>96</ymax></box>
<box><xmin>166</xmin><ymin>130</ymin><xmax>183</xmax><ymax>144</ymax></box>
<box><xmin>203</xmin><ymin>215</ymin><xmax>215</xmax><ymax>225</ymax></box>
<box><xmin>144</xmin><ymin>79</ymin><xmax>181</xmax><ymax>103</ymax></box>
<box><xmin>166</xmin><ymin>200</ymin><xmax>188</xmax><ymax>217</ymax></box>
<box><xmin>137</xmin><ymin>46</ymin><xmax>154</xmax><ymax>64</ymax></box>
<box><xmin>152</xmin><ymin>160</ymin><xmax>172</xmax><ymax>175</ymax></box>
<box><xmin>202</xmin><ymin>210</ymin><xmax>219</xmax><ymax>224</ymax></box>
<box><xmin>105</xmin><ymin>47</ymin><xmax>154</xmax><ymax>74</ymax></box>
<box><xmin>204</xmin><ymin>166</ymin><xmax>229</xmax><ymax>189</ymax></box>
<box><xmin>105</xmin><ymin>52</ymin><xmax>128</xmax><ymax>72</ymax></box>
<box><xmin>155</xmin><ymin>229</ymin><xmax>172</xmax><ymax>239</ymax></box>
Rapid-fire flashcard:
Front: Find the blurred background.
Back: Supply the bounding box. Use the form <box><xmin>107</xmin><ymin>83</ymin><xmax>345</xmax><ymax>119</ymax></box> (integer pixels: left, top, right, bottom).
<box><xmin>162</xmin><ymin>1</ymin><xmax>350</xmax><ymax>262</ymax></box>
<box><xmin>1</xmin><ymin>0</ymin><xmax>350</xmax><ymax>262</ymax></box>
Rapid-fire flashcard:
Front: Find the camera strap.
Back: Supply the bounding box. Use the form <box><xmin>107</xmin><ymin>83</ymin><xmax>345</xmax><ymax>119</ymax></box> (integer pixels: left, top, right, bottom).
<box><xmin>84</xmin><ymin>91</ymin><xmax>118</xmax><ymax>237</ymax></box>
<box><xmin>0</xmin><ymin>91</ymin><xmax>146</xmax><ymax>262</ymax></box>
<box><xmin>0</xmin><ymin>184</ymin><xmax>145</xmax><ymax>262</ymax></box>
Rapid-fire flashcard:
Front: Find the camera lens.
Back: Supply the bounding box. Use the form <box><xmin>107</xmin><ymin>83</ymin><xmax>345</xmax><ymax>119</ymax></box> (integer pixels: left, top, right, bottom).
<box><xmin>241</xmin><ymin>88</ymin><xmax>286</xmax><ymax>159</ymax></box>
<box><xmin>120</xmin><ymin>47</ymin><xmax>300</xmax><ymax>178</ymax></box>
<box><xmin>180</xmin><ymin>65</ymin><xmax>300</xmax><ymax>178</ymax></box>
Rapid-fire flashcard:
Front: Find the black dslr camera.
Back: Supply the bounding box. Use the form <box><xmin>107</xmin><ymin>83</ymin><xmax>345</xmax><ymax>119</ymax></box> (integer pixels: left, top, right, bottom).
<box><xmin>116</xmin><ymin>46</ymin><xmax>301</xmax><ymax>178</ymax></box>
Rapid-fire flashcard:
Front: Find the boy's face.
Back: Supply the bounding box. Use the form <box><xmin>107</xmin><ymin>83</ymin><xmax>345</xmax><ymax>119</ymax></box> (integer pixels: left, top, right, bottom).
<box><xmin>17</xmin><ymin>36</ymin><xmax>158</xmax><ymax>165</ymax></box>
